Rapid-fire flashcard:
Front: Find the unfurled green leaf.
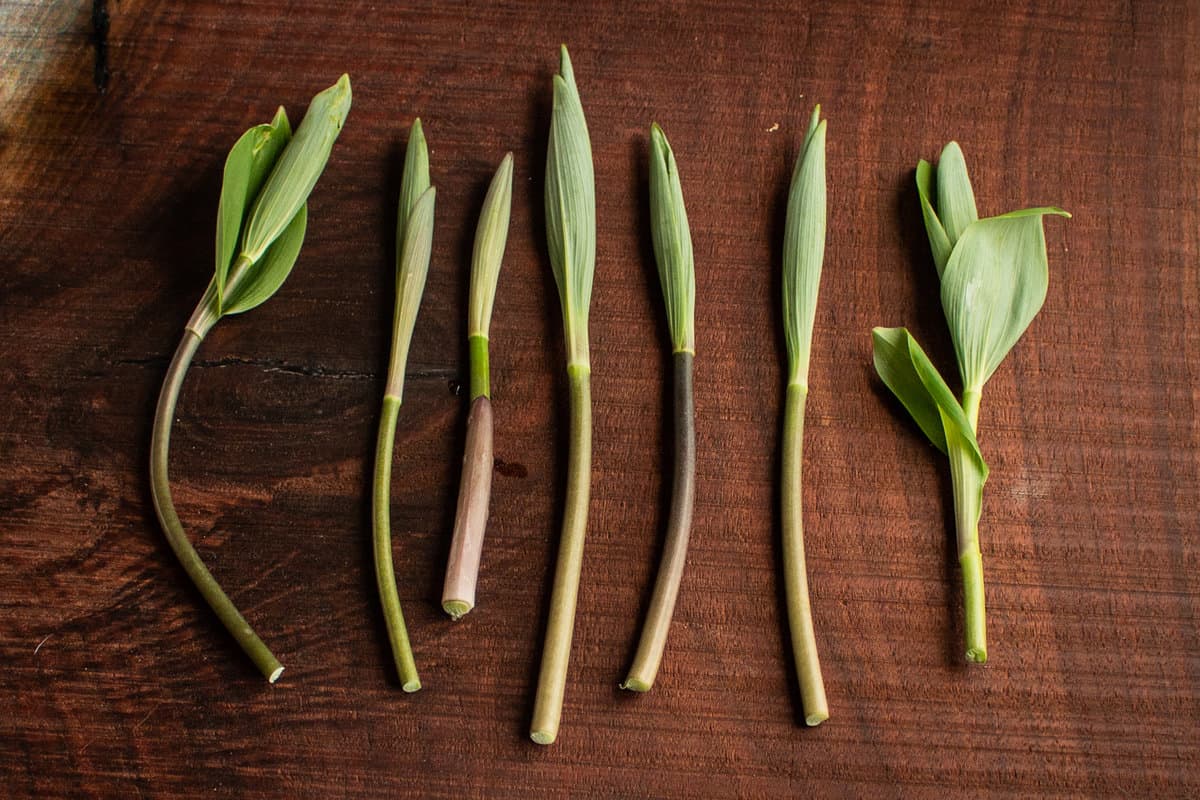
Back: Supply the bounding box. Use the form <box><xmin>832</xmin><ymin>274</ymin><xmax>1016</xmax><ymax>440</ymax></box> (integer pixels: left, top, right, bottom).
<box><xmin>241</xmin><ymin>74</ymin><xmax>352</xmax><ymax>263</ymax></box>
<box><xmin>782</xmin><ymin>105</ymin><xmax>827</xmax><ymax>387</ymax></box>
<box><xmin>398</xmin><ymin>118</ymin><xmax>431</xmax><ymax>254</ymax></box>
<box><xmin>386</xmin><ymin>186</ymin><xmax>436</xmax><ymax>400</ymax></box>
<box><xmin>468</xmin><ymin>152</ymin><xmax>513</xmax><ymax>338</ymax></box>
<box><xmin>940</xmin><ymin>207</ymin><xmax>1070</xmax><ymax>391</ymax></box>
<box><xmin>872</xmin><ymin>327</ymin><xmax>987</xmax><ymax>479</ymax></box>
<box><xmin>648</xmin><ymin>123</ymin><xmax>695</xmax><ymax>355</ymax></box>
<box><xmin>215</xmin><ymin>108</ymin><xmax>291</xmax><ymax>305</ymax></box>
<box><xmin>545</xmin><ymin>45</ymin><xmax>595</xmax><ymax>368</ymax></box>
<box><xmin>223</xmin><ymin>205</ymin><xmax>307</xmax><ymax>316</ymax></box>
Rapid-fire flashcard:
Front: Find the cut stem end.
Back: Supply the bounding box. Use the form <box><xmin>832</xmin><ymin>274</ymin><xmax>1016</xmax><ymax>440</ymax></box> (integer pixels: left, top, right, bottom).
<box><xmin>442</xmin><ymin>599</ymin><xmax>472</xmax><ymax>620</ymax></box>
<box><xmin>619</xmin><ymin>677</ymin><xmax>652</xmax><ymax>693</ymax></box>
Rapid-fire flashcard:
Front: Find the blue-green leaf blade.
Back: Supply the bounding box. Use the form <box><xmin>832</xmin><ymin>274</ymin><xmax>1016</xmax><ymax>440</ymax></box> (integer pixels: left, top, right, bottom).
<box><xmin>872</xmin><ymin>326</ymin><xmax>987</xmax><ymax>478</ymax></box>
<box><xmin>214</xmin><ymin>108</ymin><xmax>291</xmax><ymax>304</ymax></box>
<box><xmin>940</xmin><ymin>208</ymin><xmax>1069</xmax><ymax>390</ymax></box>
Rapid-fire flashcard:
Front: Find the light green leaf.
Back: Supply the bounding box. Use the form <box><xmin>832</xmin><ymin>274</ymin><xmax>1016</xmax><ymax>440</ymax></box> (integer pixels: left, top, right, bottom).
<box><xmin>915</xmin><ymin>159</ymin><xmax>952</xmax><ymax>278</ymax></box>
<box><xmin>386</xmin><ymin>186</ymin><xmax>437</xmax><ymax>400</ymax></box>
<box><xmin>934</xmin><ymin>142</ymin><xmax>978</xmax><ymax>247</ymax></box>
<box><xmin>241</xmin><ymin>74</ymin><xmax>352</xmax><ymax>263</ymax></box>
<box><xmin>214</xmin><ymin>108</ymin><xmax>291</xmax><ymax>305</ymax></box>
<box><xmin>872</xmin><ymin>326</ymin><xmax>987</xmax><ymax>479</ymax></box>
<box><xmin>397</xmin><ymin>118</ymin><xmax>430</xmax><ymax>254</ymax></box>
<box><xmin>545</xmin><ymin>44</ymin><xmax>595</xmax><ymax>368</ymax></box>
<box><xmin>222</xmin><ymin>205</ymin><xmax>307</xmax><ymax>316</ymax></box>
<box><xmin>468</xmin><ymin>152</ymin><xmax>513</xmax><ymax>338</ymax></box>
<box><xmin>940</xmin><ymin>207</ymin><xmax>1070</xmax><ymax>391</ymax></box>
<box><xmin>782</xmin><ymin>105</ymin><xmax>826</xmax><ymax>387</ymax></box>
<box><xmin>648</xmin><ymin>122</ymin><xmax>695</xmax><ymax>354</ymax></box>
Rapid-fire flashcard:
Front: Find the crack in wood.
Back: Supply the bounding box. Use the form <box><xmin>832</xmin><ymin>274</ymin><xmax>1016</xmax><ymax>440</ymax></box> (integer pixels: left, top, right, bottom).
<box><xmin>114</xmin><ymin>355</ymin><xmax>458</xmax><ymax>383</ymax></box>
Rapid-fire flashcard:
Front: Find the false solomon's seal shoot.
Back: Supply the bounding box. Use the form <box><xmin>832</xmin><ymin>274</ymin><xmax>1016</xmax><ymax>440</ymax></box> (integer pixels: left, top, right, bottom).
<box><xmin>780</xmin><ymin>106</ymin><xmax>829</xmax><ymax>725</ymax></box>
<box><xmin>621</xmin><ymin>123</ymin><xmax>696</xmax><ymax>693</ymax></box>
<box><xmin>874</xmin><ymin>141</ymin><xmax>1068</xmax><ymax>663</ymax></box>
<box><xmin>443</xmin><ymin>153</ymin><xmax>514</xmax><ymax>620</ymax></box>
<box><xmin>531</xmin><ymin>45</ymin><xmax>596</xmax><ymax>746</ymax></box>
<box><xmin>150</xmin><ymin>75</ymin><xmax>351</xmax><ymax>682</ymax></box>
<box><xmin>372</xmin><ymin>119</ymin><xmax>435</xmax><ymax>692</ymax></box>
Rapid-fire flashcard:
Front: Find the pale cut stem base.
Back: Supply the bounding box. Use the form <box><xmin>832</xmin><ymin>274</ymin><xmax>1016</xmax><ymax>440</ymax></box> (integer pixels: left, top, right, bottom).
<box><xmin>781</xmin><ymin>383</ymin><xmax>829</xmax><ymax>725</ymax></box>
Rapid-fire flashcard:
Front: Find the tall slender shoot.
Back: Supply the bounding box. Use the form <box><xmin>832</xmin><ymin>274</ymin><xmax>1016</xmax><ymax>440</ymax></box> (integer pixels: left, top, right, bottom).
<box><xmin>443</xmin><ymin>153</ymin><xmax>514</xmax><ymax>620</ymax></box>
<box><xmin>373</xmin><ymin>119</ymin><xmax>436</xmax><ymax>691</ymax></box>
<box><xmin>150</xmin><ymin>75</ymin><xmax>352</xmax><ymax>682</ymax></box>
<box><xmin>531</xmin><ymin>45</ymin><xmax>595</xmax><ymax>746</ymax></box>
<box><xmin>780</xmin><ymin>106</ymin><xmax>829</xmax><ymax>725</ymax></box>
<box><xmin>622</xmin><ymin>123</ymin><xmax>696</xmax><ymax>693</ymax></box>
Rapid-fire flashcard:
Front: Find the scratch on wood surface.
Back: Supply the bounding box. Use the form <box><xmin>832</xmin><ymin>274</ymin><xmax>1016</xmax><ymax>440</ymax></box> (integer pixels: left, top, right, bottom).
<box><xmin>34</xmin><ymin>634</ymin><xmax>51</xmax><ymax>655</ymax></box>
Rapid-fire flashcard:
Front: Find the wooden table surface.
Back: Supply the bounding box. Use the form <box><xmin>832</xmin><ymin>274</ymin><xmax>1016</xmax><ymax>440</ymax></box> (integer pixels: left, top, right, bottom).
<box><xmin>3</xmin><ymin>1</ymin><xmax>1198</xmax><ymax>797</ymax></box>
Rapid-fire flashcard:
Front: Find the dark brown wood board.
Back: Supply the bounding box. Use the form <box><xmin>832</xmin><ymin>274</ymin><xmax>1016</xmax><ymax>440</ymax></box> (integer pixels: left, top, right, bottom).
<box><xmin>2</xmin><ymin>0</ymin><xmax>1198</xmax><ymax>796</ymax></box>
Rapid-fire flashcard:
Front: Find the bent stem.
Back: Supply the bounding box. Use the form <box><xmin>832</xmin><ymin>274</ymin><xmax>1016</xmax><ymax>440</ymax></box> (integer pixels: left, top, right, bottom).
<box><xmin>531</xmin><ymin>365</ymin><xmax>591</xmax><ymax>745</ymax></box>
<box><xmin>150</xmin><ymin>322</ymin><xmax>284</xmax><ymax>683</ymax></box>
<box><xmin>372</xmin><ymin>394</ymin><xmax>421</xmax><ymax>691</ymax></box>
<box><xmin>622</xmin><ymin>351</ymin><xmax>695</xmax><ymax>692</ymax></box>
<box><xmin>952</xmin><ymin>388</ymin><xmax>986</xmax><ymax>663</ymax></box>
<box><xmin>781</xmin><ymin>382</ymin><xmax>828</xmax><ymax>725</ymax></box>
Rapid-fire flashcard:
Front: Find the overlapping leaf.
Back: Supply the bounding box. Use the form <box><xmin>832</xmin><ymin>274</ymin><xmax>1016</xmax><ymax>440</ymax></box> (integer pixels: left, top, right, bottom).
<box><xmin>782</xmin><ymin>106</ymin><xmax>827</xmax><ymax>386</ymax></box>
<box><xmin>872</xmin><ymin>326</ymin><xmax>987</xmax><ymax>480</ymax></box>
<box><xmin>648</xmin><ymin>123</ymin><xmax>695</xmax><ymax>355</ymax></box>
<box><xmin>215</xmin><ymin>108</ymin><xmax>291</xmax><ymax>306</ymax></box>
<box><xmin>544</xmin><ymin>45</ymin><xmax>596</xmax><ymax>367</ymax></box>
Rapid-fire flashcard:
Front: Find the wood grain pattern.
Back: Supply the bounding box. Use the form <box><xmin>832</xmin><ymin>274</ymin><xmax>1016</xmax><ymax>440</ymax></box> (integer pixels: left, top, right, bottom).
<box><xmin>2</xmin><ymin>0</ymin><xmax>1198</xmax><ymax>796</ymax></box>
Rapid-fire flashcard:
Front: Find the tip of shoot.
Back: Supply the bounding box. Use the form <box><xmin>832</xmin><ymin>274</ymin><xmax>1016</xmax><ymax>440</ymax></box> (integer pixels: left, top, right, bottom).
<box><xmin>619</xmin><ymin>678</ymin><xmax>652</xmax><ymax>693</ymax></box>
<box><xmin>442</xmin><ymin>599</ymin><xmax>472</xmax><ymax>620</ymax></box>
<box><xmin>402</xmin><ymin>679</ymin><xmax>422</xmax><ymax>693</ymax></box>
<box><xmin>805</xmin><ymin>711</ymin><xmax>829</xmax><ymax>727</ymax></box>
<box><xmin>268</xmin><ymin>666</ymin><xmax>284</xmax><ymax>683</ymax></box>
<box><xmin>967</xmin><ymin>647</ymin><xmax>988</xmax><ymax>664</ymax></box>
<box><xmin>530</xmin><ymin>729</ymin><xmax>556</xmax><ymax>746</ymax></box>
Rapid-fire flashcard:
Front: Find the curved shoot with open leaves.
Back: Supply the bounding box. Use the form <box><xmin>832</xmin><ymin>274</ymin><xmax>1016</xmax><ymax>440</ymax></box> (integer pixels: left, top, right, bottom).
<box><xmin>876</xmin><ymin>141</ymin><xmax>1068</xmax><ymax>662</ymax></box>
<box><xmin>621</xmin><ymin>123</ymin><xmax>696</xmax><ymax>693</ymax></box>
<box><xmin>780</xmin><ymin>105</ymin><xmax>829</xmax><ymax>726</ymax></box>
<box><xmin>531</xmin><ymin>44</ymin><xmax>595</xmax><ymax>746</ymax></box>
<box><xmin>150</xmin><ymin>75</ymin><xmax>351</xmax><ymax>682</ymax></box>
<box><xmin>372</xmin><ymin>119</ymin><xmax>435</xmax><ymax>692</ymax></box>
<box><xmin>443</xmin><ymin>152</ymin><xmax>514</xmax><ymax>620</ymax></box>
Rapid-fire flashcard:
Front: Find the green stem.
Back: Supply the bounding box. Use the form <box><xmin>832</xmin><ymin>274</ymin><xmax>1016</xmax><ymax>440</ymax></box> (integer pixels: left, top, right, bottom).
<box><xmin>622</xmin><ymin>351</ymin><xmax>695</xmax><ymax>692</ymax></box>
<box><xmin>781</xmin><ymin>382</ymin><xmax>828</xmax><ymax>725</ymax></box>
<box><xmin>372</xmin><ymin>394</ymin><xmax>421</xmax><ymax>691</ymax></box>
<box><xmin>952</xmin><ymin>387</ymin><xmax>986</xmax><ymax>663</ymax></box>
<box><xmin>531</xmin><ymin>365</ymin><xmax>591</xmax><ymax>745</ymax></box>
<box><xmin>469</xmin><ymin>334</ymin><xmax>490</xmax><ymax>400</ymax></box>
<box><xmin>150</xmin><ymin>328</ymin><xmax>284</xmax><ymax>682</ymax></box>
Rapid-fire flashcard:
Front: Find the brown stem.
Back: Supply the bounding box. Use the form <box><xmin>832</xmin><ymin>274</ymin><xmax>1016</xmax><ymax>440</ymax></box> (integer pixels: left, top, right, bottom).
<box><xmin>442</xmin><ymin>396</ymin><xmax>494</xmax><ymax>619</ymax></box>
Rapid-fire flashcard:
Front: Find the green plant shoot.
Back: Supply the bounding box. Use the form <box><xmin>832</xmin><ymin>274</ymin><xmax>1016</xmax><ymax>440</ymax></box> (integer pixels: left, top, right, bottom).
<box><xmin>531</xmin><ymin>45</ymin><xmax>595</xmax><ymax>746</ymax></box>
<box><xmin>150</xmin><ymin>75</ymin><xmax>351</xmax><ymax>682</ymax></box>
<box><xmin>874</xmin><ymin>141</ymin><xmax>1069</xmax><ymax>663</ymax></box>
<box><xmin>780</xmin><ymin>106</ymin><xmax>829</xmax><ymax>725</ymax></box>
<box><xmin>443</xmin><ymin>152</ymin><xmax>514</xmax><ymax>620</ymax></box>
<box><xmin>622</xmin><ymin>122</ymin><xmax>696</xmax><ymax>693</ymax></box>
<box><xmin>373</xmin><ymin>119</ymin><xmax>435</xmax><ymax>692</ymax></box>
